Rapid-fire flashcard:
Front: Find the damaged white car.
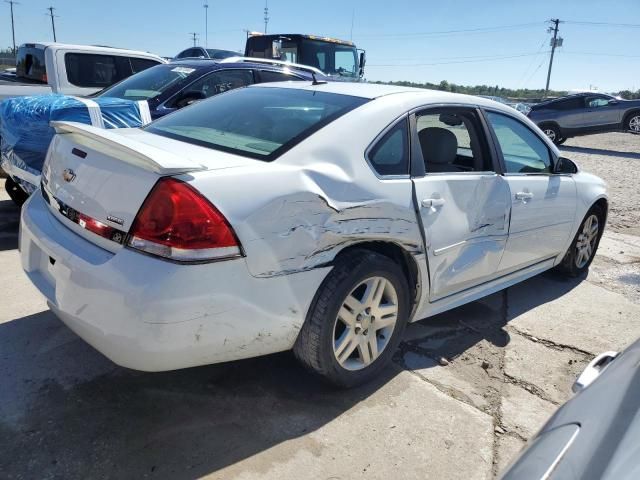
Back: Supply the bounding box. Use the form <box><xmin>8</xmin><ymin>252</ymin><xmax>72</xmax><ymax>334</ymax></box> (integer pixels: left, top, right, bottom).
<box><xmin>20</xmin><ymin>82</ymin><xmax>607</xmax><ymax>386</ymax></box>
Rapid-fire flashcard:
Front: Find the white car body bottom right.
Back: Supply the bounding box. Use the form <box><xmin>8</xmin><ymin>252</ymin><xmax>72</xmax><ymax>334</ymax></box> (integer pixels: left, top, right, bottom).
<box><xmin>19</xmin><ymin>82</ymin><xmax>608</xmax><ymax>372</ymax></box>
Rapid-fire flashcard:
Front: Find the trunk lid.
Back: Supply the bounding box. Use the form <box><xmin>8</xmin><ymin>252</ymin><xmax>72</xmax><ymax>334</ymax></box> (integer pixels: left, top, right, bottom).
<box><xmin>42</xmin><ymin>122</ymin><xmax>253</xmax><ymax>252</ymax></box>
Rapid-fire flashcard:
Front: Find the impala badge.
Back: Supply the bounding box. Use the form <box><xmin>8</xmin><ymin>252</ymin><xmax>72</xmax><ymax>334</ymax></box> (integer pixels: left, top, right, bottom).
<box><xmin>107</xmin><ymin>215</ymin><xmax>124</xmax><ymax>226</ymax></box>
<box><xmin>62</xmin><ymin>168</ymin><xmax>76</xmax><ymax>183</ymax></box>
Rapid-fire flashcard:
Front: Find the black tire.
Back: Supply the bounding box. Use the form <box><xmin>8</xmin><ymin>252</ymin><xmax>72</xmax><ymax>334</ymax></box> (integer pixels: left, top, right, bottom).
<box><xmin>294</xmin><ymin>250</ymin><xmax>410</xmax><ymax>388</ymax></box>
<box><xmin>4</xmin><ymin>177</ymin><xmax>28</xmax><ymax>207</ymax></box>
<box><xmin>556</xmin><ymin>204</ymin><xmax>605</xmax><ymax>277</ymax></box>
<box><xmin>556</xmin><ymin>137</ymin><xmax>567</xmax><ymax>145</ymax></box>
<box><xmin>624</xmin><ymin>111</ymin><xmax>640</xmax><ymax>134</ymax></box>
<box><xmin>540</xmin><ymin>123</ymin><xmax>562</xmax><ymax>145</ymax></box>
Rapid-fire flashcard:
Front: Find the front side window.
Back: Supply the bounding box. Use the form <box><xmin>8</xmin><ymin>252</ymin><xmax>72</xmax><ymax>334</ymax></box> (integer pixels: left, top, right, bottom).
<box><xmin>416</xmin><ymin>109</ymin><xmax>491</xmax><ymax>173</ymax></box>
<box><xmin>587</xmin><ymin>96</ymin><xmax>611</xmax><ymax>108</ymax></box>
<box><xmin>367</xmin><ymin>119</ymin><xmax>409</xmax><ymax>176</ymax></box>
<box><xmin>487</xmin><ymin>112</ymin><xmax>552</xmax><ymax>174</ymax></box>
<box><xmin>177</xmin><ymin>69</ymin><xmax>254</xmax><ymax>102</ymax></box>
<box><xmin>146</xmin><ymin>87</ymin><xmax>368</xmax><ymax>160</ymax></box>
<box><xmin>98</xmin><ymin>64</ymin><xmax>199</xmax><ymax>101</ymax></box>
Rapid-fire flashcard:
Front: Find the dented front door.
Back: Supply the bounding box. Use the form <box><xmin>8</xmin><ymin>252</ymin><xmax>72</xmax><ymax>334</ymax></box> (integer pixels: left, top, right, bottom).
<box><xmin>413</xmin><ymin>174</ymin><xmax>511</xmax><ymax>301</ymax></box>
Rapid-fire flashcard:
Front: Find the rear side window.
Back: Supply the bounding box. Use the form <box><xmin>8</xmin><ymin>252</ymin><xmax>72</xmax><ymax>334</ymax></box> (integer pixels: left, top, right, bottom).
<box><xmin>15</xmin><ymin>46</ymin><xmax>47</xmax><ymax>83</ymax></box>
<box><xmin>487</xmin><ymin>112</ymin><xmax>552</xmax><ymax>174</ymax></box>
<box><xmin>65</xmin><ymin>53</ymin><xmax>132</xmax><ymax>88</ymax></box>
<box><xmin>146</xmin><ymin>87</ymin><xmax>368</xmax><ymax>161</ymax></box>
<box><xmin>258</xmin><ymin>70</ymin><xmax>302</xmax><ymax>83</ymax></box>
<box><xmin>130</xmin><ymin>57</ymin><xmax>161</xmax><ymax>73</ymax></box>
<box><xmin>367</xmin><ymin>119</ymin><xmax>409</xmax><ymax>176</ymax></box>
<box><xmin>548</xmin><ymin>97</ymin><xmax>584</xmax><ymax>110</ymax></box>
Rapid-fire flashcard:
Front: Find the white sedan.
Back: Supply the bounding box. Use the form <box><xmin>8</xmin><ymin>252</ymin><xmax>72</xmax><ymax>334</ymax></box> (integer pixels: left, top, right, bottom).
<box><xmin>20</xmin><ymin>82</ymin><xmax>607</xmax><ymax>387</ymax></box>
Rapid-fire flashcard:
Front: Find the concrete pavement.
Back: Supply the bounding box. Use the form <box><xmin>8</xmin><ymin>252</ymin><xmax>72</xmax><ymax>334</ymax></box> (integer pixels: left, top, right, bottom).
<box><xmin>1</xmin><ymin>174</ymin><xmax>639</xmax><ymax>479</ymax></box>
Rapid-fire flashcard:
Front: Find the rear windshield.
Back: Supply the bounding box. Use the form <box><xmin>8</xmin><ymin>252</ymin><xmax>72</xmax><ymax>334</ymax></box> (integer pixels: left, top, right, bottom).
<box><xmin>145</xmin><ymin>87</ymin><xmax>368</xmax><ymax>160</ymax></box>
<box><xmin>15</xmin><ymin>46</ymin><xmax>47</xmax><ymax>83</ymax></box>
<box><xmin>98</xmin><ymin>64</ymin><xmax>200</xmax><ymax>101</ymax></box>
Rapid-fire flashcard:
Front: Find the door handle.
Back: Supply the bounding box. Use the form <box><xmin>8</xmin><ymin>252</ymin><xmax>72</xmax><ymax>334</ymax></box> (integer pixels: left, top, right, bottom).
<box><xmin>422</xmin><ymin>197</ymin><xmax>446</xmax><ymax>208</ymax></box>
<box><xmin>515</xmin><ymin>191</ymin><xmax>534</xmax><ymax>200</ymax></box>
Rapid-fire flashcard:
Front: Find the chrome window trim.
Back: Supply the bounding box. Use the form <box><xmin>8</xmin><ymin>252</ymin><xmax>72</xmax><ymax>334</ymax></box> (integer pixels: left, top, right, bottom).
<box><xmin>409</xmin><ymin>103</ymin><xmax>500</xmax><ymax>177</ymax></box>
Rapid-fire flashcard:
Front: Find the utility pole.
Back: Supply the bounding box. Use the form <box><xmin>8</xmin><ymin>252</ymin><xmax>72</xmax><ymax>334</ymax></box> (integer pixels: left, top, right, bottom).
<box><xmin>47</xmin><ymin>6</ymin><xmax>57</xmax><ymax>42</ymax></box>
<box><xmin>203</xmin><ymin>2</ymin><xmax>208</xmax><ymax>48</ymax></box>
<box><xmin>189</xmin><ymin>32</ymin><xmax>198</xmax><ymax>47</ymax></box>
<box><xmin>544</xmin><ymin>18</ymin><xmax>563</xmax><ymax>98</ymax></box>
<box><xmin>263</xmin><ymin>0</ymin><xmax>269</xmax><ymax>34</ymax></box>
<box><xmin>5</xmin><ymin>0</ymin><xmax>19</xmax><ymax>55</ymax></box>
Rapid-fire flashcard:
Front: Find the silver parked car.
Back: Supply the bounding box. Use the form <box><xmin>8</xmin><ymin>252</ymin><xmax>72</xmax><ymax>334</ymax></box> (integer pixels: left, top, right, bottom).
<box><xmin>501</xmin><ymin>338</ymin><xmax>640</xmax><ymax>480</ymax></box>
<box><xmin>527</xmin><ymin>92</ymin><xmax>640</xmax><ymax>144</ymax></box>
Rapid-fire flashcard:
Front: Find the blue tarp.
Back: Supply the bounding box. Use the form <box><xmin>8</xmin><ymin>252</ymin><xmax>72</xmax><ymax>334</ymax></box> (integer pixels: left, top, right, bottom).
<box><xmin>0</xmin><ymin>94</ymin><xmax>149</xmax><ymax>193</ymax></box>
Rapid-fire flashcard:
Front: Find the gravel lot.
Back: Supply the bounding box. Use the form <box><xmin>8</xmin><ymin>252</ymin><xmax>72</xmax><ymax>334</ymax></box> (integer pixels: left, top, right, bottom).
<box><xmin>561</xmin><ymin>132</ymin><xmax>640</xmax><ymax>235</ymax></box>
<box><xmin>0</xmin><ymin>132</ymin><xmax>639</xmax><ymax>479</ymax></box>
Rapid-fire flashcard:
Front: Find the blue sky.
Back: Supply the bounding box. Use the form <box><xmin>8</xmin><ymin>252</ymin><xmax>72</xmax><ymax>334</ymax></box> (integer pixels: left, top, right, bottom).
<box><xmin>2</xmin><ymin>0</ymin><xmax>639</xmax><ymax>92</ymax></box>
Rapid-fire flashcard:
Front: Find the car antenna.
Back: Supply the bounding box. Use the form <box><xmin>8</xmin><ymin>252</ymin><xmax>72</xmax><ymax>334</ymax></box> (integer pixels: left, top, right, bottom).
<box><xmin>311</xmin><ymin>71</ymin><xmax>327</xmax><ymax>86</ymax></box>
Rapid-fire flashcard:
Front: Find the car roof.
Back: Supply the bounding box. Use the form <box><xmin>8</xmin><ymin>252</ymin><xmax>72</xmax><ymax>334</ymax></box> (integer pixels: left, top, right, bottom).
<box><xmin>249</xmin><ymin>81</ymin><xmax>515</xmax><ymax>107</ymax></box>
<box><xmin>166</xmin><ymin>59</ymin><xmax>316</xmax><ymax>79</ymax></box>
<box><xmin>24</xmin><ymin>42</ymin><xmax>163</xmax><ymax>60</ymax></box>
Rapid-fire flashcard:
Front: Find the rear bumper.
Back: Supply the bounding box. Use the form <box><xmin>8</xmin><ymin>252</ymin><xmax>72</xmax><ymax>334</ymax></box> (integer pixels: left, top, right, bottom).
<box><xmin>20</xmin><ymin>192</ymin><xmax>329</xmax><ymax>371</ymax></box>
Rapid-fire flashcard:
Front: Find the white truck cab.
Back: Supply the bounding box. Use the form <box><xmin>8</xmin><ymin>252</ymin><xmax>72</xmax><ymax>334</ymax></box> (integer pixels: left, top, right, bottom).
<box><xmin>0</xmin><ymin>43</ymin><xmax>165</xmax><ymax>101</ymax></box>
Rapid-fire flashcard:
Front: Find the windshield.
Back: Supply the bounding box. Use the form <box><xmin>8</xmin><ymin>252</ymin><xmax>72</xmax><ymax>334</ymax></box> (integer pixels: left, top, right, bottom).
<box><xmin>300</xmin><ymin>40</ymin><xmax>358</xmax><ymax>78</ymax></box>
<box><xmin>205</xmin><ymin>49</ymin><xmax>238</xmax><ymax>60</ymax></box>
<box><xmin>97</xmin><ymin>64</ymin><xmax>200</xmax><ymax>101</ymax></box>
<box><xmin>145</xmin><ymin>87</ymin><xmax>368</xmax><ymax>160</ymax></box>
<box><xmin>246</xmin><ymin>36</ymin><xmax>359</xmax><ymax>78</ymax></box>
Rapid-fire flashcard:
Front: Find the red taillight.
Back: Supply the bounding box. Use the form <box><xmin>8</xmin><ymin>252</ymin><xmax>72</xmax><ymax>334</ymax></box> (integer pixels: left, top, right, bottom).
<box><xmin>127</xmin><ymin>178</ymin><xmax>241</xmax><ymax>262</ymax></box>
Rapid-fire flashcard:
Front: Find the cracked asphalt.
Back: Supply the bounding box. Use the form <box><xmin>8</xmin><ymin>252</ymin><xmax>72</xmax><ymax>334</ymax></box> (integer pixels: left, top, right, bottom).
<box><xmin>1</xmin><ymin>132</ymin><xmax>639</xmax><ymax>479</ymax></box>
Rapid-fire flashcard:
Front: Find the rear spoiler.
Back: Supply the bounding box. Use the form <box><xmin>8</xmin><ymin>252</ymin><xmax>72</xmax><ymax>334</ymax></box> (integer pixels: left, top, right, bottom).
<box><xmin>50</xmin><ymin>121</ymin><xmax>206</xmax><ymax>174</ymax></box>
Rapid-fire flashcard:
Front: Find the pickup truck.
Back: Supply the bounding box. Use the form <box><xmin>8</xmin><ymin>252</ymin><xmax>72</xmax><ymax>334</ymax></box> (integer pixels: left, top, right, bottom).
<box><xmin>0</xmin><ymin>43</ymin><xmax>165</xmax><ymax>101</ymax></box>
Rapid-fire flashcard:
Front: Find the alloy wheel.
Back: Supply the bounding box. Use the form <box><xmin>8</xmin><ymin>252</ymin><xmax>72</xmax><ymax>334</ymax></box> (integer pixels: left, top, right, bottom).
<box><xmin>543</xmin><ymin>128</ymin><xmax>557</xmax><ymax>142</ymax></box>
<box><xmin>333</xmin><ymin>276</ymin><xmax>398</xmax><ymax>371</ymax></box>
<box><xmin>629</xmin><ymin>115</ymin><xmax>640</xmax><ymax>133</ymax></box>
<box><xmin>575</xmin><ymin>214</ymin><xmax>599</xmax><ymax>268</ymax></box>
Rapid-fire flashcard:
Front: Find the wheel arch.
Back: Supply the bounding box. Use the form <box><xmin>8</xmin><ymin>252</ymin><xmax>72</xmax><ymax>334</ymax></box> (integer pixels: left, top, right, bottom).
<box><xmin>592</xmin><ymin>196</ymin><xmax>609</xmax><ymax>225</ymax></box>
<box><xmin>622</xmin><ymin>109</ymin><xmax>640</xmax><ymax>130</ymax></box>
<box><xmin>333</xmin><ymin>241</ymin><xmax>422</xmax><ymax>316</ymax></box>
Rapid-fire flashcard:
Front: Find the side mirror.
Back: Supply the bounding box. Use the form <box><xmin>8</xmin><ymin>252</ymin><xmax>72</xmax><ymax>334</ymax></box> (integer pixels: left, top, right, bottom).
<box><xmin>555</xmin><ymin>156</ymin><xmax>578</xmax><ymax>174</ymax></box>
<box><xmin>608</xmin><ymin>99</ymin><xmax>618</xmax><ymax>105</ymax></box>
<box><xmin>358</xmin><ymin>50</ymin><xmax>366</xmax><ymax>77</ymax></box>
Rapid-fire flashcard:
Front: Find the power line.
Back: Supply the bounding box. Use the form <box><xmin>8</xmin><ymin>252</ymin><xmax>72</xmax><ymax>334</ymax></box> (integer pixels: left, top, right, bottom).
<box><xmin>516</xmin><ymin>36</ymin><xmax>551</xmax><ymax>89</ymax></box>
<box><xmin>368</xmin><ymin>52</ymin><xmax>547</xmax><ymax>67</ymax></box>
<box><xmin>564</xmin><ymin>20</ymin><xmax>640</xmax><ymax>28</ymax></box>
<box><xmin>561</xmin><ymin>51</ymin><xmax>640</xmax><ymax>58</ymax></box>
<box><xmin>355</xmin><ymin>21</ymin><xmax>544</xmax><ymax>38</ymax></box>
<box><xmin>522</xmin><ymin>57</ymin><xmax>548</xmax><ymax>89</ymax></box>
